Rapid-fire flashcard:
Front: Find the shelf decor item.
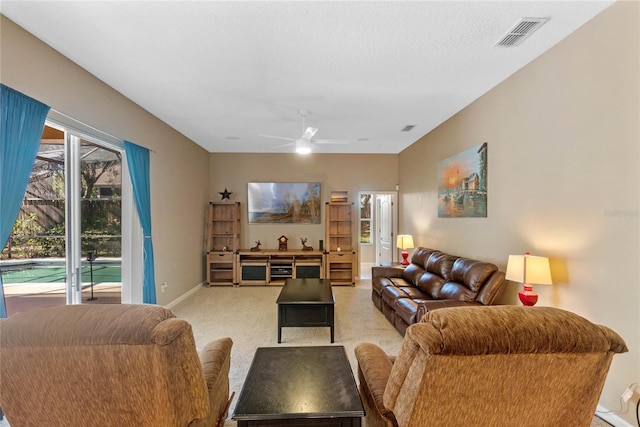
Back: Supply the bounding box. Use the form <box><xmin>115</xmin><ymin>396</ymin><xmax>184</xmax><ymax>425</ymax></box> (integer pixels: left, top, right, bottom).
<box><xmin>300</xmin><ymin>238</ymin><xmax>313</xmax><ymax>251</ymax></box>
<box><xmin>250</xmin><ymin>240</ymin><xmax>262</xmax><ymax>252</ymax></box>
<box><xmin>505</xmin><ymin>252</ymin><xmax>552</xmax><ymax>306</ymax></box>
<box><xmin>218</xmin><ymin>187</ymin><xmax>233</xmax><ymax>200</ymax></box>
<box><xmin>278</xmin><ymin>235</ymin><xmax>289</xmax><ymax>251</ymax></box>
<box><xmin>396</xmin><ymin>235</ymin><xmax>414</xmax><ymax>266</ymax></box>
<box><xmin>330</xmin><ymin>191</ymin><xmax>348</xmax><ymax>203</ymax></box>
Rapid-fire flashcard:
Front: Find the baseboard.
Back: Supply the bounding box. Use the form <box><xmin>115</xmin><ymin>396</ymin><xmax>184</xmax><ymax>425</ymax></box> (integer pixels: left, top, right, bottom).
<box><xmin>596</xmin><ymin>404</ymin><xmax>634</xmax><ymax>427</ymax></box>
<box><xmin>164</xmin><ymin>282</ymin><xmax>205</xmax><ymax>309</ymax></box>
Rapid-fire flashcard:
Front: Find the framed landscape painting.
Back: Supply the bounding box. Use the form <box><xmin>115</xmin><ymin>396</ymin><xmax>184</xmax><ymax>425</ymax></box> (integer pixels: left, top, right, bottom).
<box><xmin>437</xmin><ymin>143</ymin><xmax>488</xmax><ymax>218</ymax></box>
<box><xmin>248</xmin><ymin>182</ymin><xmax>321</xmax><ymax>224</ymax></box>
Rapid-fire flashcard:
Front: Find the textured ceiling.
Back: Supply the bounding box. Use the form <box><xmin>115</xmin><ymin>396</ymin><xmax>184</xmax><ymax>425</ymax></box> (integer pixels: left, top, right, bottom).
<box><xmin>1</xmin><ymin>1</ymin><xmax>613</xmax><ymax>154</ymax></box>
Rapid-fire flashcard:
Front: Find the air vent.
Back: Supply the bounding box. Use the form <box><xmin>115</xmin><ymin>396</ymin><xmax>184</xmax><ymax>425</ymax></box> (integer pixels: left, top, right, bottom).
<box><xmin>401</xmin><ymin>125</ymin><xmax>415</xmax><ymax>132</ymax></box>
<box><xmin>495</xmin><ymin>17</ymin><xmax>549</xmax><ymax>47</ymax></box>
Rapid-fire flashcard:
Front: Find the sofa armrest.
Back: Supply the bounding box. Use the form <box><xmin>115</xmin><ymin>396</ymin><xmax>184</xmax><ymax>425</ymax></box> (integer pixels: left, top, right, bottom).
<box><xmin>372</xmin><ymin>266</ymin><xmax>404</xmax><ymax>279</ymax></box>
<box><xmin>354</xmin><ymin>343</ymin><xmax>397</xmax><ymax>425</ymax></box>
<box><xmin>416</xmin><ymin>300</ymin><xmax>480</xmax><ymax>323</ymax></box>
<box><xmin>197</xmin><ymin>337</ymin><xmax>233</xmax><ymax>427</ymax></box>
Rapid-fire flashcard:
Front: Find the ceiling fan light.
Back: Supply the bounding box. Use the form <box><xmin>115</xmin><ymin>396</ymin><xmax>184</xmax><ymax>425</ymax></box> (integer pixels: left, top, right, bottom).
<box><xmin>295</xmin><ymin>139</ymin><xmax>312</xmax><ymax>154</ymax></box>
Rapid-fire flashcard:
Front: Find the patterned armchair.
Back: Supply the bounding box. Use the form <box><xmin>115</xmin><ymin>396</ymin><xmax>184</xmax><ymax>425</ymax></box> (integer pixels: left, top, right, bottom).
<box><xmin>0</xmin><ymin>304</ymin><xmax>233</xmax><ymax>427</ymax></box>
<box><xmin>355</xmin><ymin>305</ymin><xmax>627</xmax><ymax>427</ymax></box>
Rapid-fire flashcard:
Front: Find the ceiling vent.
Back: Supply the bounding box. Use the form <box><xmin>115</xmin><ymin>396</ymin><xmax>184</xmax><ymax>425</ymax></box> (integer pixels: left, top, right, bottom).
<box><xmin>401</xmin><ymin>125</ymin><xmax>415</xmax><ymax>132</ymax></box>
<box><xmin>495</xmin><ymin>17</ymin><xmax>550</xmax><ymax>47</ymax></box>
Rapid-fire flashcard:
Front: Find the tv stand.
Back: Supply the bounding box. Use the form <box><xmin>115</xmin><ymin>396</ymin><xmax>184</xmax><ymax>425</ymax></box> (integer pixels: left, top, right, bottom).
<box><xmin>237</xmin><ymin>250</ymin><xmax>324</xmax><ymax>285</ymax></box>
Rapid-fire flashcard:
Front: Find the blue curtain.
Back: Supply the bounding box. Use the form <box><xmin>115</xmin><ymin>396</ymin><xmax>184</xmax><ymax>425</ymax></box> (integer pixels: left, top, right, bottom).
<box><xmin>124</xmin><ymin>141</ymin><xmax>156</xmax><ymax>304</ymax></box>
<box><xmin>0</xmin><ymin>85</ymin><xmax>51</xmax><ymax>317</ymax></box>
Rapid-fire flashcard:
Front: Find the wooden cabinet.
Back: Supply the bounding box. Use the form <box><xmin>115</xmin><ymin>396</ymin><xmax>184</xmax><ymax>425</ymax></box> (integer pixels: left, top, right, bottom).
<box><xmin>325</xmin><ymin>202</ymin><xmax>356</xmax><ymax>285</ymax></box>
<box><xmin>206</xmin><ymin>202</ymin><xmax>240</xmax><ymax>286</ymax></box>
<box><xmin>237</xmin><ymin>250</ymin><xmax>324</xmax><ymax>285</ymax></box>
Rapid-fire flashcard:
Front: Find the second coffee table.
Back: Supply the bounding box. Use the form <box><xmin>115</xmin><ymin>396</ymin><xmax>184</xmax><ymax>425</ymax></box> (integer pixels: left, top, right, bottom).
<box><xmin>276</xmin><ymin>278</ymin><xmax>335</xmax><ymax>343</ymax></box>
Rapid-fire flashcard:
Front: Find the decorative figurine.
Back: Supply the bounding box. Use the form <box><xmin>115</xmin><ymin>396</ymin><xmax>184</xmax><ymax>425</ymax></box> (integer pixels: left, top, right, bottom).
<box><xmin>219</xmin><ymin>188</ymin><xmax>232</xmax><ymax>200</ymax></box>
<box><xmin>278</xmin><ymin>235</ymin><xmax>288</xmax><ymax>251</ymax></box>
<box><xmin>250</xmin><ymin>240</ymin><xmax>262</xmax><ymax>252</ymax></box>
<box><xmin>300</xmin><ymin>237</ymin><xmax>313</xmax><ymax>251</ymax></box>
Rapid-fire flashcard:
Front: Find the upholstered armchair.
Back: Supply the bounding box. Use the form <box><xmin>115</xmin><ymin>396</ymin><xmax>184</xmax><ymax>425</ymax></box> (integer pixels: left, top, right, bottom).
<box><xmin>355</xmin><ymin>305</ymin><xmax>627</xmax><ymax>427</ymax></box>
<box><xmin>0</xmin><ymin>304</ymin><xmax>233</xmax><ymax>427</ymax></box>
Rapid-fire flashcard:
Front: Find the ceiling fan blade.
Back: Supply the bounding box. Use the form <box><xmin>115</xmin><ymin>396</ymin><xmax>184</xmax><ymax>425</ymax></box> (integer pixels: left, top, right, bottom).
<box><xmin>301</xmin><ymin>127</ymin><xmax>318</xmax><ymax>141</ymax></box>
<box><xmin>271</xmin><ymin>141</ymin><xmax>295</xmax><ymax>149</ymax></box>
<box><xmin>313</xmin><ymin>139</ymin><xmax>350</xmax><ymax>145</ymax></box>
<box><xmin>259</xmin><ymin>134</ymin><xmax>296</xmax><ymax>141</ymax></box>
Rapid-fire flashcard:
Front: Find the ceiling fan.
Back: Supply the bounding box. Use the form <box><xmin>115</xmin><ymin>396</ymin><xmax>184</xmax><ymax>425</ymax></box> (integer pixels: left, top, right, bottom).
<box><xmin>259</xmin><ymin>110</ymin><xmax>349</xmax><ymax>154</ymax></box>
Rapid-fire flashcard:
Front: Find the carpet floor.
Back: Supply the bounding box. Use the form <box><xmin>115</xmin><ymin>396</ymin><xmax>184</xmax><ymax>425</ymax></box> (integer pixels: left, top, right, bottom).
<box><xmin>171</xmin><ymin>281</ymin><xmax>404</xmax><ymax>426</ymax></box>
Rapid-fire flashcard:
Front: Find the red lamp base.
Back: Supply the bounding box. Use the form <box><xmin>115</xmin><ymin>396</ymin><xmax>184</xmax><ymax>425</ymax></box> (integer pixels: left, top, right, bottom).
<box><xmin>401</xmin><ymin>250</ymin><xmax>410</xmax><ymax>265</ymax></box>
<box><xmin>518</xmin><ymin>284</ymin><xmax>538</xmax><ymax>306</ymax></box>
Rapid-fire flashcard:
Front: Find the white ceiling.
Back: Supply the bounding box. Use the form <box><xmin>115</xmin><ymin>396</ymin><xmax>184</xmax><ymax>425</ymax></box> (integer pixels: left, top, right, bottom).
<box><xmin>2</xmin><ymin>1</ymin><xmax>613</xmax><ymax>154</ymax></box>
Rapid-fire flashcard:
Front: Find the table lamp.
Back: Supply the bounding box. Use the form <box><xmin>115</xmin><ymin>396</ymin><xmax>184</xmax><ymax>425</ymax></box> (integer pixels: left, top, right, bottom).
<box><xmin>505</xmin><ymin>252</ymin><xmax>552</xmax><ymax>306</ymax></box>
<box><xmin>396</xmin><ymin>235</ymin><xmax>414</xmax><ymax>266</ymax></box>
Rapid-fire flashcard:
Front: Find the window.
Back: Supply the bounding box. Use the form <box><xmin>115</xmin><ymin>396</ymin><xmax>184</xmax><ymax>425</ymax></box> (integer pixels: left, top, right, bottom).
<box><xmin>359</xmin><ymin>193</ymin><xmax>372</xmax><ymax>244</ymax></box>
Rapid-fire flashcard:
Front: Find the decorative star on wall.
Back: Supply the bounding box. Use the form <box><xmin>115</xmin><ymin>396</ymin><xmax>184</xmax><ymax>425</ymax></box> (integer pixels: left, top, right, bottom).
<box><xmin>219</xmin><ymin>188</ymin><xmax>232</xmax><ymax>200</ymax></box>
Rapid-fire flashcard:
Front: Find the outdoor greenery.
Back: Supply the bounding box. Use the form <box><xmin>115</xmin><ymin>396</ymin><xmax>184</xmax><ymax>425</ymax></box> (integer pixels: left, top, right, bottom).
<box><xmin>1</xmin><ymin>140</ymin><xmax>122</xmax><ymax>260</ymax></box>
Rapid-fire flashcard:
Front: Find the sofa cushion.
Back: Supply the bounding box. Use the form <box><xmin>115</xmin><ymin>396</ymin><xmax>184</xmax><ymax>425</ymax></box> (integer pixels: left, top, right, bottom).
<box><xmin>381</xmin><ymin>286</ymin><xmax>406</xmax><ymax>307</ymax></box>
<box><xmin>450</xmin><ymin>258</ymin><xmax>498</xmax><ymax>292</ymax></box>
<box><xmin>426</xmin><ymin>252</ymin><xmax>457</xmax><ymax>281</ymax></box>
<box><xmin>437</xmin><ymin>281</ymin><xmax>477</xmax><ymax>302</ymax></box>
<box><xmin>382</xmin><ymin>285</ymin><xmax>429</xmax><ymax>307</ymax></box>
<box><xmin>415</xmin><ymin>272</ymin><xmax>446</xmax><ymax>299</ymax></box>
<box><xmin>372</xmin><ymin>277</ymin><xmax>395</xmax><ymax>296</ymax></box>
<box><xmin>410</xmin><ymin>247</ymin><xmax>438</xmax><ymax>269</ymax></box>
<box><xmin>394</xmin><ymin>298</ymin><xmax>420</xmax><ymax>325</ymax></box>
<box><xmin>389</xmin><ymin>277</ymin><xmax>413</xmax><ymax>288</ymax></box>
<box><xmin>398</xmin><ymin>286</ymin><xmax>430</xmax><ymax>300</ymax></box>
<box><xmin>401</xmin><ymin>263</ymin><xmax>425</xmax><ymax>286</ymax></box>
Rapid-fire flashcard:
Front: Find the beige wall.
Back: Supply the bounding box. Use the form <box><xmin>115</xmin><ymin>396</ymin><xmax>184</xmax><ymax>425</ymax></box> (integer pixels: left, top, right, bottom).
<box><xmin>1</xmin><ymin>15</ymin><xmax>210</xmax><ymax>304</ymax></box>
<box><xmin>398</xmin><ymin>1</ymin><xmax>639</xmax><ymax>420</ymax></box>
<box><xmin>209</xmin><ymin>153</ymin><xmax>398</xmax><ymax>268</ymax></box>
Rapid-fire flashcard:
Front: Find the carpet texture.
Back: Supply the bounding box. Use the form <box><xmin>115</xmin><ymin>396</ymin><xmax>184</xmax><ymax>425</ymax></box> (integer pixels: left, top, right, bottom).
<box><xmin>171</xmin><ymin>282</ymin><xmax>404</xmax><ymax>426</ymax></box>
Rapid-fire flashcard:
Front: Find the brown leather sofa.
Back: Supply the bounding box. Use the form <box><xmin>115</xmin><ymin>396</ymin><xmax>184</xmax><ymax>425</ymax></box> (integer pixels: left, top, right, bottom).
<box><xmin>355</xmin><ymin>305</ymin><xmax>628</xmax><ymax>427</ymax></box>
<box><xmin>0</xmin><ymin>304</ymin><xmax>233</xmax><ymax>427</ymax></box>
<box><xmin>372</xmin><ymin>247</ymin><xmax>506</xmax><ymax>334</ymax></box>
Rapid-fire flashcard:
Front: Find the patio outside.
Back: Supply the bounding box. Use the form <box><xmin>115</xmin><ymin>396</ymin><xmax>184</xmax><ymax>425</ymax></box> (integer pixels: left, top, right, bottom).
<box><xmin>1</xmin><ymin>125</ymin><xmax>122</xmax><ymax>315</ymax></box>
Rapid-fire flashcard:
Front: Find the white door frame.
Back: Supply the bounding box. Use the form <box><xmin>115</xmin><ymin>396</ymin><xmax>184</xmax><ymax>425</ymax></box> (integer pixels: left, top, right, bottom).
<box><xmin>47</xmin><ymin>111</ymin><xmax>141</xmax><ymax>305</ymax></box>
<box><xmin>358</xmin><ymin>191</ymin><xmax>397</xmax><ymax>269</ymax></box>
<box><xmin>375</xmin><ymin>193</ymin><xmax>396</xmax><ymax>265</ymax></box>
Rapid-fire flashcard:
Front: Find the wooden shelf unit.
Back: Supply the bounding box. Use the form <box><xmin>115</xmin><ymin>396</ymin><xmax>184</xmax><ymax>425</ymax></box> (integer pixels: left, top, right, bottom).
<box><xmin>206</xmin><ymin>202</ymin><xmax>240</xmax><ymax>286</ymax></box>
<box><xmin>325</xmin><ymin>202</ymin><xmax>356</xmax><ymax>286</ymax></box>
<box><xmin>237</xmin><ymin>250</ymin><xmax>324</xmax><ymax>285</ymax></box>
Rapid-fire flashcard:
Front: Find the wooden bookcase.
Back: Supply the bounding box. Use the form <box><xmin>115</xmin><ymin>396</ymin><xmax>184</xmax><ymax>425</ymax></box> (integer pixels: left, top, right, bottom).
<box><xmin>206</xmin><ymin>202</ymin><xmax>240</xmax><ymax>286</ymax></box>
<box><xmin>325</xmin><ymin>202</ymin><xmax>356</xmax><ymax>285</ymax></box>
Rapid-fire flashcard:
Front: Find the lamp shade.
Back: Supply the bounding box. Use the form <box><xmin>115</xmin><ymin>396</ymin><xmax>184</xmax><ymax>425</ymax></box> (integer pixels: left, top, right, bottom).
<box><xmin>505</xmin><ymin>254</ymin><xmax>552</xmax><ymax>285</ymax></box>
<box><xmin>396</xmin><ymin>235</ymin><xmax>414</xmax><ymax>250</ymax></box>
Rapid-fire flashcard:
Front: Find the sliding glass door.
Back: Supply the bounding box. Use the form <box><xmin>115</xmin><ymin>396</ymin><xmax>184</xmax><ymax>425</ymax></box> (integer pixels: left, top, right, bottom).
<box><xmin>1</xmin><ymin>124</ymin><xmax>123</xmax><ymax>314</ymax></box>
<box><xmin>65</xmin><ymin>134</ymin><xmax>122</xmax><ymax>304</ymax></box>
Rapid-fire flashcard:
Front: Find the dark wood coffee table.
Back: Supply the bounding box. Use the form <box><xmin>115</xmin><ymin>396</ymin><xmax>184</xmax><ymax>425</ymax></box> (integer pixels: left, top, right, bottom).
<box><xmin>276</xmin><ymin>278</ymin><xmax>335</xmax><ymax>343</ymax></box>
<box><xmin>233</xmin><ymin>346</ymin><xmax>364</xmax><ymax>426</ymax></box>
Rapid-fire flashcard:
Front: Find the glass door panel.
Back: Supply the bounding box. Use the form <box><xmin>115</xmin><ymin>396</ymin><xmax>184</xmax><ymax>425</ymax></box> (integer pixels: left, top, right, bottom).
<box><xmin>79</xmin><ymin>139</ymin><xmax>122</xmax><ymax>303</ymax></box>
